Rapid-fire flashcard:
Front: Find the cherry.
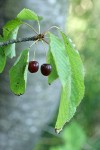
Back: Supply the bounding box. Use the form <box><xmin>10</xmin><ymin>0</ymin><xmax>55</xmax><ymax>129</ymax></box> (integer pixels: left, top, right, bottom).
<box><xmin>28</xmin><ymin>61</ymin><xmax>39</xmax><ymax>73</ymax></box>
<box><xmin>41</xmin><ymin>64</ymin><xmax>52</xmax><ymax>76</ymax></box>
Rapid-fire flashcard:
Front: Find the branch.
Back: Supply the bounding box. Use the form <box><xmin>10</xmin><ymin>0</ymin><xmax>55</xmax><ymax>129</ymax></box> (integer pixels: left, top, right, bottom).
<box><xmin>0</xmin><ymin>34</ymin><xmax>44</xmax><ymax>47</ymax></box>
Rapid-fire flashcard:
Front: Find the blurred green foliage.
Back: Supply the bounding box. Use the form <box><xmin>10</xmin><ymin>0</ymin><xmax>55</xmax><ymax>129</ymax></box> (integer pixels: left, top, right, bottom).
<box><xmin>34</xmin><ymin>121</ymin><xmax>86</xmax><ymax>150</ymax></box>
<box><xmin>68</xmin><ymin>0</ymin><xmax>100</xmax><ymax>135</ymax></box>
<box><xmin>34</xmin><ymin>0</ymin><xmax>100</xmax><ymax>150</ymax></box>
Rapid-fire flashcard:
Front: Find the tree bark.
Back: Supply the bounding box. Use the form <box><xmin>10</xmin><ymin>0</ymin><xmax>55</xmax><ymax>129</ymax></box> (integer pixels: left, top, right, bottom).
<box><xmin>0</xmin><ymin>0</ymin><xmax>68</xmax><ymax>150</ymax></box>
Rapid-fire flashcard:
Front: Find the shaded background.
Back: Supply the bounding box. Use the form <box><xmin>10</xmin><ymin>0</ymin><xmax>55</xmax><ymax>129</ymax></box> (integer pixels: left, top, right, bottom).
<box><xmin>0</xmin><ymin>0</ymin><xmax>100</xmax><ymax>150</ymax></box>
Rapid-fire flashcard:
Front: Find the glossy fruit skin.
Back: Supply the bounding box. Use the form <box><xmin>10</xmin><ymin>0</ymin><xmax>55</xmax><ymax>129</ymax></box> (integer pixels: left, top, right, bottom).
<box><xmin>41</xmin><ymin>64</ymin><xmax>52</xmax><ymax>76</ymax></box>
<box><xmin>28</xmin><ymin>61</ymin><xmax>39</xmax><ymax>73</ymax></box>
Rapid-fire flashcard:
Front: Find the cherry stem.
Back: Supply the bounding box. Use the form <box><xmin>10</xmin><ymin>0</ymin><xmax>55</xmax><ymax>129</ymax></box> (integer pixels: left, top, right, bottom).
<box><xmin>37</xmin><ymin>20</ymin><xmax>41</xmax><ymax>34</ymax></box>
<box><xmin>43</xmin><ymin>26</ymin><xmax>60</xmax><ymax>35</ymax></box>
<box><xmin>28</xmin><ymin>40</ymin><xmax>39</xmax><ymax>49</ymax></box>
<box><xmin>24</xmin><ymin>22</ymin><xmax>38</xmax><ymax>35</ymax></box>
<box><xmin>41</xmin><ymin>40</ymin><xmax>47</xmax><ymax>57</ymax></box>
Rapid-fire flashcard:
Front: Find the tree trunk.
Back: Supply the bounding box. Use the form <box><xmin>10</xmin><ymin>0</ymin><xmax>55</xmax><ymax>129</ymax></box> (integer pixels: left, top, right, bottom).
<box><xmin>0</xmin><ymin>0</ymin><xmax>68</xmax><ymax>150</ymax></box>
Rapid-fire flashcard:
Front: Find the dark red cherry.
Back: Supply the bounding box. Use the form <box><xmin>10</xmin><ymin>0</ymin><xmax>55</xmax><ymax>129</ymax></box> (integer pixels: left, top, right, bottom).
<box><xmin>28</xmin><ymin>61</ymin><xmax>39</xmax><ymax>73</ymax></box>
<box><xmin>41</xmin><ymin>64</ymin><xmax>52</xmax><ymax>76</ymax></box>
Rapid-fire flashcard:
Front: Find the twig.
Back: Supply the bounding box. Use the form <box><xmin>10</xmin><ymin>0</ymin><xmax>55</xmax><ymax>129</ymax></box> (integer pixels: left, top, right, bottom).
<box><xmin>0</xmin><ymin>34</ymin><xmax>44</xmax><ymax>47</ymax></box>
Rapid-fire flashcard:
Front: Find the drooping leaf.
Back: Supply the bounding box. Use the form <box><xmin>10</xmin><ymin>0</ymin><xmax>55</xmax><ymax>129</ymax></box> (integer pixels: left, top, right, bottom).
<box><xmin>49</xmin><ymin>32</ymin><xmax>84</xmax><ymax>132</ymax></box>
<box><xmin>9</xmin><ymin>49</ymin><xmax>29</xmax><ymax>95</ymax></box>
<box><xmin>55</xmin><ymin>32</ymin><xmax>84</xmax><ymax>132</ymax></box>
<box><xmin>46</xmin><ymin>49</ymin><xmax>58</xmax><ymax>84</ymax></box>
<box><xmin>3</xmin><ymin>18</ymin><xmax>23</xmax><ymax>58</ymax></box>
<box><xmin>55</xmin><ymin>84</ymin><xmax>76</xmax><ymax>133</ymax></box>
<box><xmin>17</xmin><ymin>8</ymin><xmax>41</xmax><ymax>21</ymax></box>
<box><xmin>49</xmin><ymin>33</ymin><xmax>71</xmax><ymax>86</ymax></box>
<box><xmin>61</xmin><ymin>32</ymin><xmax>85</xmax><ymax>106</ymax></box>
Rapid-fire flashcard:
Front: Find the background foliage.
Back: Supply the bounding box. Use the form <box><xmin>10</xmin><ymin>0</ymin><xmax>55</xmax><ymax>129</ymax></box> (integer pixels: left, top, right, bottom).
<box><xmin>34</xmin><ymin>0</ymin><xmax>100</xmax><ymax>149</ymax></box>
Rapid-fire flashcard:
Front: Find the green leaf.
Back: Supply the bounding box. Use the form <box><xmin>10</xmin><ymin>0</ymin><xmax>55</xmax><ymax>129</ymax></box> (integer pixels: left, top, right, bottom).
<box><xmin>9</xmin><ymin>49</ymin><xmax>29</xmax><ymax>95</ymax></box>
<box><xmin>49</xmin><ymin>33</ymin><xmax>70</xmax><ymax>86</ymax></box>
<box><xmin>61</xmin><ymin>32</ymin><xmax>85</xmax><ymax>106</ymax></box>
<box><xmin>0</xmin><ymin>37</ymin><xmax>6</xmax><ymax>73</ymax></box>
<box><xmin>0</xmin><ymin>47</ymin><xmax>6</xmax><ymax>73</ymax></box>
<box><xmin>3</xmin><ymin>18</ymin><xmax>23</xmax><ymax>58</ymax></box>
<box><xmin>55</xmin><ymin>84</ymin><xmax>76</xmax><ymax>133</ymax></box>
<box><xmin>17</xmin><ymin>8</ymin><xmax>39</xmax><ymax>21</ymax></box>
<box><xmin>49</xmin><ymin>32</ymin><xmax>84</xmax><ymax>132</ymax></box>
<box><xmin>3</xmin><ymin>18</ymin><xmax>22</xmax><ymax>40</ymax></box>
<box><xmin>47</xmin><ymin>50</ymin><xmax>58</xmax><ymax>84</ymax></box>
<box><xmin>4</xmin><ymin>27</ymin><xmax>20</xmax><ymax>58</ymax></box>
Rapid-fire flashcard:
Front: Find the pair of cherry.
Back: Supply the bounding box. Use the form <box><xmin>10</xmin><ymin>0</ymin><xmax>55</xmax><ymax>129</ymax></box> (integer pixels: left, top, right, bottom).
<box><xmin>28</xmin><ymin>61</ymin><xmax>52</xmax><ymax>76</ymax></box>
